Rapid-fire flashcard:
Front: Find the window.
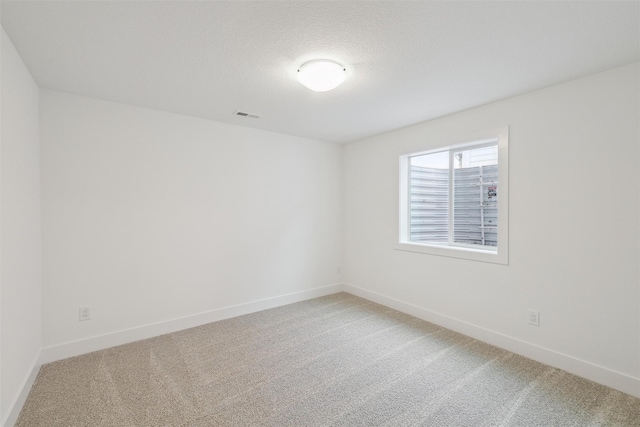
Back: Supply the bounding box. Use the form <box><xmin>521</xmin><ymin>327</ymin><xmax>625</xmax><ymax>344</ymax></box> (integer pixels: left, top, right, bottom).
<box><xmin>398</xmin><ymin>127</ymin><xmax>509</xmax><ymax>264</ymax></box>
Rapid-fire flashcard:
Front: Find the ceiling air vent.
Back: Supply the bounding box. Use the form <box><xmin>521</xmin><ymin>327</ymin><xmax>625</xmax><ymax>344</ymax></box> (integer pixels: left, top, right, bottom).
<box><xmin>234</xmin><ymin>111</ymin><xmax>261</xmax><ymax>119</ymax></box>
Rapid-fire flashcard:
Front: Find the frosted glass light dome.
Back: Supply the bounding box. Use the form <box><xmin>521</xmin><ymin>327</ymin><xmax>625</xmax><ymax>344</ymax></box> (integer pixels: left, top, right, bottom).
<box><xmin>297</xmin><ymin>60</ymin><xmax>346</xmax><ymax>92</ymax></box>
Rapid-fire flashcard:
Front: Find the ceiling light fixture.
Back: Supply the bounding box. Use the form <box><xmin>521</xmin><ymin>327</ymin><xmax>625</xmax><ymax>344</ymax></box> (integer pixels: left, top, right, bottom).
<box><xmin>297</xmin><ymin>60</ymin><xmax>346</xmax><ymax>92</ymax></box>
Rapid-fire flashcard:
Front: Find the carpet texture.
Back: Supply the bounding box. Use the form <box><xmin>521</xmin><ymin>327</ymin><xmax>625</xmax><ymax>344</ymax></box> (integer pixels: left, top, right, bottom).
<box><xmin>16</xmin><ymin>292</ymin><xmax>640</xmax><ymax>426</ymax></box>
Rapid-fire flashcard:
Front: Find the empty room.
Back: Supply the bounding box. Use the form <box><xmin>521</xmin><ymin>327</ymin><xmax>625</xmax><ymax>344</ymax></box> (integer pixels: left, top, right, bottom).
<box><xmin>1</xmin><ymin>1</ymin><xmax>639</xmax><ymax>426</ymax></box>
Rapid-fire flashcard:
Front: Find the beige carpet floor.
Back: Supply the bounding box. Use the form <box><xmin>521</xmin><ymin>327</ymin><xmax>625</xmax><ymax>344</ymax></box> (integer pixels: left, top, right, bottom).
<box><xmin>16</xmin><ymin>292</ymin><xmax>640</xmax><ymax>426</ymax></box>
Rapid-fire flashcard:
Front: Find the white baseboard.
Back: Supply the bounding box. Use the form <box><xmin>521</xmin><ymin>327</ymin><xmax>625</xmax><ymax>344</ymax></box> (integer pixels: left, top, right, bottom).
<box><xmin>2</xmin><ymin>351</ymin><xmax>41</xmax><ymax>427</ymax></box>
<box><xmin>343</xmin><ymin>283</ymin><xmax>640</xmax><ymax>399</ymax></box>
<box><xmin>41</xmin><ymin>284</ymin><xmax>345</xmax><ymax>365</ymax></box>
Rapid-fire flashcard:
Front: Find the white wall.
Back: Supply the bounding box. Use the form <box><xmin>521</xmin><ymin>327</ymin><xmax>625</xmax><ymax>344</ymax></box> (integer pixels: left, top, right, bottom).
<box><xmin>40</xmin><ymin>90</ymin><xmax>343</xmax><ymax>350</ymax></box>
<box><xmin>344</xmin><ymin>63</ymin><xmax>640</xmax><ymax>394</ymax></box>
<box><xmin>1</xmin><ymin>28</ymin><xmax>42</xmax><ymax>423</ymax></box>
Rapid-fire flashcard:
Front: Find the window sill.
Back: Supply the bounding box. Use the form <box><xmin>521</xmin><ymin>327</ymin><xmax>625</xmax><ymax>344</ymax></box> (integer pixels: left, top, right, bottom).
<box><xmin>395</xmin><ymin>241</ymin><xmax>508</xmax><ymax>265</ymax></box>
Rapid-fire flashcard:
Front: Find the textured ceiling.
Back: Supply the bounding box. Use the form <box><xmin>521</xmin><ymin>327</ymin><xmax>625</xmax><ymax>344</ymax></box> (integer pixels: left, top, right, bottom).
<box><xmin>2</xmin><ymin>1</ymin><xmax>639</xmax><ymax>143</ymax></box>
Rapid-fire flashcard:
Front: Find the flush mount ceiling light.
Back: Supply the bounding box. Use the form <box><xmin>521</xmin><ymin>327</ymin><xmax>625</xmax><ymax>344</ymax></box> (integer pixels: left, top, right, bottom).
<box><xmin>297</xmin><ymin>60</ymin><xmax>346</xmax><ymax>92</ymax></box>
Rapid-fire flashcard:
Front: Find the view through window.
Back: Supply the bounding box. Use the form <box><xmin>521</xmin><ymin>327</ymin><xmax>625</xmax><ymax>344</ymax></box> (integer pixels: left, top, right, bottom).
<box><xmin>409</xmin><ymin>143</ymin><xmax>498</xmax><ymax>249</ymax></box>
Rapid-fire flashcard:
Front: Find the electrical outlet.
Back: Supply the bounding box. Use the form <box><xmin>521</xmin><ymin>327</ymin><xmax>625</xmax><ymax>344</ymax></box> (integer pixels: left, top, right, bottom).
<box><xmin>528</xmin><ymin>310</ymin><xmax>539</xmax><ymax>326</ymax></box>
<box><xmin>79</xmin><ymin>306</ymin><xmax>91</xmax><ymax>321</ymax></box>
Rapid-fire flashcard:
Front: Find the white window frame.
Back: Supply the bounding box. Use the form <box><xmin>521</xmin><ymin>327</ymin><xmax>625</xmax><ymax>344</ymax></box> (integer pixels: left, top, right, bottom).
<box><xmin>397</xmin><ymin>126</ymin><xmax>509</xmax><ymax>265</ymax></box>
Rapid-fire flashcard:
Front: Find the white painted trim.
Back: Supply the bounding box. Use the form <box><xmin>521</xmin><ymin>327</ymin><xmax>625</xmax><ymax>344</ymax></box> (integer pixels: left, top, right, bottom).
<box><xmin>343</xmin><ymin>283</ymin><xmax>640</xmax><ymax>398</ymax></box>
<box><xmin>2</xmin><ymin>352</ymin><xmax>42</xmax><ymax>427</ymax></box>
<box><xmin>41</xmin><ymin>284</ymin><xmax>345</xmax><ymax>364</ymax></box>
